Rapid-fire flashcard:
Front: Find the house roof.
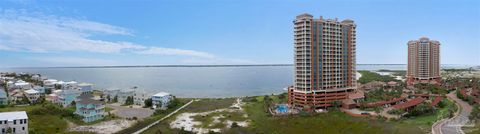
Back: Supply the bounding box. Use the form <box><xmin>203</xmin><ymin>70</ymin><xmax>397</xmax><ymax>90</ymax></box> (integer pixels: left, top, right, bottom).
<box><xmin>77</xmin><ymin>98</ymin><xmax>103</xmax><ymax>105</ymax></box>
<box><xmin>364</xmin><ymin>95</ymin><xmax>407</xmax><ymax>107</ymax></box>
<box><xmin>431</xmin><ymin>97</ymin><xmax>443</xmax><ymax>107</ymax></box>
<box><xmin>393</xmin><ymin>97</ymin><xmax>425</xmax><ymax>110</ymax></box>
<box><xmin>0</xmin><ymin>111</ymin><xmax>28</xmax><ymax>120</ymax></box>
<box><xmin>153</xmin><ymin>92</ymin><xmax>170</xmax><ymax>97</ymax></box>
<box><xmin>25</xmin><ymin>89</ymin><xmax>39</xmax><ymax>94</ymax></box>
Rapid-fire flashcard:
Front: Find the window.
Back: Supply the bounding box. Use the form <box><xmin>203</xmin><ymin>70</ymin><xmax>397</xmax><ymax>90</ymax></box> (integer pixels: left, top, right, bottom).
<box><xmin>24</xmin><ymin>119</ymin><xmax>27</xmax><ymax>124</ymax></box>
<box><xmin>13</xmin><ymin>128</ymin><xmax>15</xmax><ymax>132</ymax></box>
<box><xmin>14</xmin><ymin>120</ymin><xmax>16</xmax><ymax>124</ymax></box>
<box><xmin>0</xmin><ymin>120</ymin><xmax>2</xmax><ymax>124</ymax></box>
<box><xmin>22</xmin><ymin>127</ymin><xmax>25</xmax><ymax>130</ymax></box>
<box><xmin>20</xmin><ymin>119</ymin><xmax>23</xmax><ymax>124</ymax></box>
<box><xmin>2</xmin><ymin>128</ymin><xmax>4</xmax><ymax>133</ymax></box>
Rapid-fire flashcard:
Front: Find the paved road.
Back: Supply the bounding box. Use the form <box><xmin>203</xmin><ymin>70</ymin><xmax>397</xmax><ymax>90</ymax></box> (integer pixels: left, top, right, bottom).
<box><xmin>432</xmin><ymin>91</ymin><xmax>472</xmax><ymax>134</ymax></box>
<box><xmin>133</xmin><ymin>99</ymin><xmax>195</xmax><ymax>134</ymax></box>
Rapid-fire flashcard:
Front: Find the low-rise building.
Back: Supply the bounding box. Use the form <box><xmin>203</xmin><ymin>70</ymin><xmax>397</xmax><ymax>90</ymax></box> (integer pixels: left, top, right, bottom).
<box><xmin>0</xmin><ymin>90</ymin><xmax>7</xmax><ymax>105</ymax></box>
<box><xmin>24</xmin><ymin>89</ymin><xmax>40</xmax><ymax>103</ymax></box>
<box><xmin>78</xmin><ymin>83</ymin><xmax>93</xmax><ymax>94</ymax></box>
<box><xmin>118</xmin><ymin>90</ymin><xmax>134</xmax><ymax>104</ymax></box>
<box><xmin>33</xmin><ymin>86</ymin><xmax>45</xmax><ymax>94</ymax></box>
<box><xmin>14</xmin><ymin>80</ymin><xmax>31</xmax><ymax>90</ymax></box>
<box><xmin>9</xmin><ymin>90</ymin><xmax>25</xmax><ymax>104</ymax></box>
<box><xmin>57</xmin><ymin>89</ymin><xmax>82</xmax><ymax>107</ymax></box>
<box><xmin>0</xmin><ymin>111</ymin><xmax>29</xmax><ymax>134</ymax></box>
<box><xmin>75</xmin><ymin>94</ymin><xmax>105</xmax><ymax>123</ymax></box>
<box><xmin>152</xmin><ymin>92</ymin><xmax>172</xmax><ymax>109</ymax></box>
<box><xmin>133</xmin><ymin>91</ymin><xmax>150</xmax><ymax>106</ymax></box>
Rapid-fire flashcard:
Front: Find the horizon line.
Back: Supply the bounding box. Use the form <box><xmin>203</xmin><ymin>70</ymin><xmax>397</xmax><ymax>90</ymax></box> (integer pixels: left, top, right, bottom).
<box><xmin>2</xmin><ymin>63</ymin><xmax>478</xmax><ymax>69</ymax></box>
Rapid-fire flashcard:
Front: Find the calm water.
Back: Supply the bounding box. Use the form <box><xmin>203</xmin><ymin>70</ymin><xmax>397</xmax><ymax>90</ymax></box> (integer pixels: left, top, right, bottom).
<box><xmin>0</xmin><ymin>64</ymin><xmax>475</xmax><ymax>98</ymax></box>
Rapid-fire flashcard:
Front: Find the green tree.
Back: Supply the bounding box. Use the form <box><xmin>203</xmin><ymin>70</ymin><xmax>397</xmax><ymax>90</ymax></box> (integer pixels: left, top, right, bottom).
<box><xmin>144</xmin><ymin>98</ymin><xmax>153</xmax><ymax>107</ymax></box>
<box><xmin>113</xmin><ymin>95</ymin><xmax>118</xmax><ymax>103</ymax></box>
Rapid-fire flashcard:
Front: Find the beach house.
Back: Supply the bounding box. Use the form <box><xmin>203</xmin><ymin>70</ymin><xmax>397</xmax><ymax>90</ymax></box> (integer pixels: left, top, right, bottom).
<box><xmin>118</xmin><ymin>90</ymin><xmax>135</xmax><ymax>104</ymax></box>
<box><xmin>57</xmin><ymin>89</ymin><xmax>82</xmax><ymax>107</ymax></box>
<box><xmin>24</xmin><ymin>89</ymin><xmax>40</xmax><ymax>103</ymax></box>
<box><xmin>78</xmin><ymin>83</ymin><xmax>93</xmax><ymax>94</ymax></box>
<box><xmin>133</xmin><ymin>91</ymin><xmax>150</xmax><ymax>106</ymax></box>
<box><xmin>152</xmin><ymin>92</ymin><xmax>172</xmax><ymax>109</ymax></box>
<box><xmin>75</xmin><ymin>94</ymin><xmax>105</xmax><ymax>123</ymax></box>
<box><xmin>0</xmin><ymin>90</ymin><xmax>7</xmax><ymax>105</ymax></box>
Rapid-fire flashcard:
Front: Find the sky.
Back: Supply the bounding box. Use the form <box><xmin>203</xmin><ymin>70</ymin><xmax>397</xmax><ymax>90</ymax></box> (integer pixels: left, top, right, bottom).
<box><xmin>0</xmin><ymin>0</ymin><xmax>479</xmax><ymax>67</ymax></box>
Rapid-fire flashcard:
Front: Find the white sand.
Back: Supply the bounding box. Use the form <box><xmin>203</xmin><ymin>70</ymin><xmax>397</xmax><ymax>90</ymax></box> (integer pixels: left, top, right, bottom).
<box><xmin>169</xmin><ymin>98</ymin><xmax>249</xmax><ymax>134</ymax></box>
<box><xmin>356</xmin><ymin>71</ymin><xmax>362</xmax><ymax>80</ymax></box>
<box><xmin>69</xmin><ymin>119</ymin><xmax>135</xmax><ymax>134</ymax></box>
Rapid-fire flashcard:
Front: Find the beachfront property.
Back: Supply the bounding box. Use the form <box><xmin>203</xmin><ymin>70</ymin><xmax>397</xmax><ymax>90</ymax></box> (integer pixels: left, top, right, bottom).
<box><xmin>56</xmin><ymin>89</ymin><xmax>82</xmax><ymax>107</ymax></box>
<box><xmin>43</xmin><ymin>79</ymin><xmax>58</xmax><ymax>90</ymax></box>
<box><xmin>0</xmin><ymin>90</ymin><xmax>7</xmax><ymax>105</ymax></box>
<box><xmin>32</xmin><ymin>86</ymin><xmax>45</xmax><ymax>94</ymax></box>
<box><xmin>63</xmin><ymin>81</ymin><xmax>78</xmax><ymax>90</ymax></box>
<box><xmin>152</xmin><ymin>92</ymin><xmax>172</xmax><ymax>109</ymax></box>
<box><xmin>117</xmin><ymin>89</ymin><xmax>135</xmax><ymax>104</ymax></box>
<box><xmin>78</xmin><ymin>83</ymin><xmax>94</xmax><ymax>94</ymax></box>
<box><xmin>103</xmin><ymin>88</ymin><xmax>120</xmax><ymax>101</ymax></box>
<box><xmin>8</xmin><ymin>90</ymin><xmax>25</xmax><ymax>104</ymax></box>
<box><xmin>133</xmin><ymin>91</ymin><xmax>150</xmax><ymax>106</ymax></box>
<box><xmin>0</xmin><ymin>111</ymin><xmax>29</xmax><ymax>134</ymax></box>
<box><xmin>24</xmin><ymin>89</ymin><xmax>40</xmax><ymax>103</ymax></box>
<box><xmin>288</xmin><ymin>13</ymin><xmax>359</xmax><ymax>110</ymax></box>
<box><xmin>13</xmin><ymin>80</ymin><xmax>31</xmax><ymax>90</ymax></box>
<box><xmin>75</xmin><ymin>94</ymin><xmax>105</xmax><ymax>123</ymax></box>
<box><xmin>406</xmin><ymin>37</ymin><xmax>441</xmax><ymax>86</ymax></box>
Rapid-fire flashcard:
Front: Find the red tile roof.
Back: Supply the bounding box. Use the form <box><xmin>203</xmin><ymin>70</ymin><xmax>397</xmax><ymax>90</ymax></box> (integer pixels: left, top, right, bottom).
<box><xmin>430</xmin><ymin>97</ymin><xmax>443</xmax><ymax>107</ymax></box>
<box><xmin>393</xmin><ymin>97</ymin><xmax>425</xmax><ymax>110</ymax></box>
<box><xmin>363</xmin><ymin>96</ymin><xmax>407</xmax><ymax>107</ymax></box>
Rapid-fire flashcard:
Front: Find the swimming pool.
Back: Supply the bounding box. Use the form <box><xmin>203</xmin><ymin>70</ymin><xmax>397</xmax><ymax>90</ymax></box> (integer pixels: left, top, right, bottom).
<box><xmin>276</xmin><ymin>104</ymin><xmax>288</xmax><ymax>113</ymax></box>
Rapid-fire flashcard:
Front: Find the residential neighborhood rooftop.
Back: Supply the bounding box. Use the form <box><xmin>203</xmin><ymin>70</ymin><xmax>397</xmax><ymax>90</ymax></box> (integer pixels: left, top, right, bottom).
<box><xmin>0</xmin><ymin>111</ymin><xmax>28</xmax><ymax>120</ymax></box>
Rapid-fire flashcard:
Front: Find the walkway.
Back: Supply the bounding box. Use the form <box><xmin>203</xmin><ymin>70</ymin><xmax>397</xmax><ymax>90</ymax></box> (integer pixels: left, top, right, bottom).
<box><xmin>133</xmin><ymin>99</ymin><xmax>195</xmax><ymax>134</ymax></box>
<box><xmin>432</xmin><ymin>91</ymin><xmax>472</xmax><ymax>134</ymax></box>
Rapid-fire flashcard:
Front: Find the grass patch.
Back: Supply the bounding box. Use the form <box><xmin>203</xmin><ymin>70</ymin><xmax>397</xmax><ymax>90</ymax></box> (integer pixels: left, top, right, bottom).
<box><xmin>0</xmin><ymin>104</ymin><xmax>69</xmax><ymax>133</ymax></box>
<box><xmin>183</xmin><ymin>98</ymin><xmax>236</xmax><ymax>113</ymax></box>
<box><xmin>358</xmin><ymin>70</ymin><xmax>398</xmax><ymax>84</ymax></box>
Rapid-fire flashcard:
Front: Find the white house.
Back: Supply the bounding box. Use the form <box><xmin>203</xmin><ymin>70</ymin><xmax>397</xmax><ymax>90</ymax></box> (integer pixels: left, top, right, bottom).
<box><xmin>24</xmin><ymin>89</ymin><xmax>40</xmax><ymax>103</ymax></box>
<box><xmin>0</xmin><ymin>111</ymin><xmax>28</xmax><ymax>134</ymax></box>
<box><xmin>118</xmin><ymin>90</ymin><xmax>135</xmax><ymax>104</ymax></box>
<box><xmin>33</xmin><ymin>86</ymin><xmax>45</xmax><ymax>94</ymax></box>
<box><xmin>133</xmin><ymin>91</ymin><xmax>150</xmax><ymax>106</ymax></box>
<box><xmin>43</xmin><ymin>79</ymin><xmax>58</xmax><ymax>91</ymax></box>
<box><xmin>14</xmin><ymin>80</ymin><xmax>31</xmax><ymax>90</ymax></box>
<box><xmin>63</xmin><ymin>81</ymin><xmax>78</xmax><ymax>90</ymax></box>
<box><xmin>78</xmin><ymin>83</ymin><xmax>93</xmax><ymax>94</ymax></box>
<box><xmin>152</xmin><ymin>92</ymin><xmax>172</xmax><ymax>109</ymax></box>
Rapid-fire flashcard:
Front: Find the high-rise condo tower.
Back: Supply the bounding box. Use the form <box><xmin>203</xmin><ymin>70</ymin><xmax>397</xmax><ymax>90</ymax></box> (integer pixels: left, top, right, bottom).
<box><xmin>288</xmin><ymin>13</ymin><xmax>357</xmax><ymax>109</ymax></box>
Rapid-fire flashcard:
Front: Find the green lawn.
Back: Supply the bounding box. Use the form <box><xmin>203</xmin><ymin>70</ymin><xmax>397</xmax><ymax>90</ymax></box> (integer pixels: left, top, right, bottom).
<box><xmin>0</xmin><ymin>105</ymin><xmax>69</xmax><ymax>134</ymax></box>
<box><xmin>401</xmin><ymin>99</ymin><xmax>455</xmax><ymax>126</ymax></box>
<box><xmin>358</xmin><ymin>70</ymin><xmax>398</xmax><ymax>84</ymax></box>
<box><xmin>183</xmin><ymin>98</ymin><xmax>236</xmax><ymax>113</ymax></box>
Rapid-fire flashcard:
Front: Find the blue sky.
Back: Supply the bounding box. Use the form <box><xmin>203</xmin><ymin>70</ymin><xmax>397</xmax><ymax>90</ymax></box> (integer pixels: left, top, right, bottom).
<box><xmin>0</xmin><ymin>0</ymin><xmax>479</xmax><ymax>67</ymax></box>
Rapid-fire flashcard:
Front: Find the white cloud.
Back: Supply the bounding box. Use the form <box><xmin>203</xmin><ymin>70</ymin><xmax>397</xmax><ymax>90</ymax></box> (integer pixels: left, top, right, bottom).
<box><xmin>0</xmin><ymin>9</ymin><xmax>143</xmax><ymax>53</ymax></box>
<box><xmin>0</xmin><ymin>9</ymin><xmax>255</xmax><ymax>65</ymax></box>
<box><xmin>136</xmin><ymin>47</ymin><xmax>216</xmax><ymax>59</ymax></box>
<box><xmin>30</xmin><ymin>57</ymin><xmax>117</xmax><ymax>66</ymax></box>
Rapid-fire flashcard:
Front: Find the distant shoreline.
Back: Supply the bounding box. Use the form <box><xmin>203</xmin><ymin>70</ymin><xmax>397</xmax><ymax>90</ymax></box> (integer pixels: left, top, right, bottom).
<box><xmin>2</xmin><ymin>64</ymin><xmax>478</xmax><ymax>69</ymax></box>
